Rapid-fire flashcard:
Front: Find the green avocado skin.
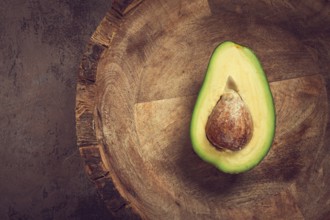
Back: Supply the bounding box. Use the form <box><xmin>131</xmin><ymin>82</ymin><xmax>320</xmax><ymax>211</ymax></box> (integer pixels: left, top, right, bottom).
<box><xmin>190</xmin><ymin>41</ymin><xmax>275</xmax><ymax>174</ymax></box>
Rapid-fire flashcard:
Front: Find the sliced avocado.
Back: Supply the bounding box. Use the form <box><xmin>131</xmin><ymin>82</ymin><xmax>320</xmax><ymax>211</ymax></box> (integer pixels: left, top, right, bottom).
<box><xmin>190</xmin><ymin>41</ymin><xmax>275</xmax><ymax>174</ymax></box>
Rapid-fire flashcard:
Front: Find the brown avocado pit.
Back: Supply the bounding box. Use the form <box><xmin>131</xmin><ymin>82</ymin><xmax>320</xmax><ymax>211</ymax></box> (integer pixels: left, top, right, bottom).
<box><xmin>205</xmin><ymin>88</ymin><xmax>253</xmax><ymax>151</ymax></box>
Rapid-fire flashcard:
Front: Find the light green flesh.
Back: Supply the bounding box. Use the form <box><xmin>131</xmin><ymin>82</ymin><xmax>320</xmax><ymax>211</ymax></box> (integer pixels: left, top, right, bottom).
<box><xmin>190</xmin><ymin>41</ymin><xmax>275</xmax><ymax>174</ymax></box>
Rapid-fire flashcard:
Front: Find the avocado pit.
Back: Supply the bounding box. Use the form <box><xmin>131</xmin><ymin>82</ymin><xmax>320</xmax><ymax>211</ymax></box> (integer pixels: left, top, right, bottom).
<box><xmin>205</xmin><ymin>89</ymin><xmax>253</xmax><ymax>151</ymax></box>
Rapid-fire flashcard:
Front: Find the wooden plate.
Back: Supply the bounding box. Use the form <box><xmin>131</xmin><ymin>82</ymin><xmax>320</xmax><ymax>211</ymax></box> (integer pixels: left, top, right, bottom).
<box><xmin>76</xmin><ymin>0</ymin><xmax>330</xmax><ymax>219</ymax></box>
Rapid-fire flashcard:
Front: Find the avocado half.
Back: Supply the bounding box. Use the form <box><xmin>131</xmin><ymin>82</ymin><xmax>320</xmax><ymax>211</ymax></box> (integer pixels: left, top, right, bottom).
<box><xmin>190</xmin><ymin>41</ymin><xmax>275</xmax><ymax>174</ymax></box>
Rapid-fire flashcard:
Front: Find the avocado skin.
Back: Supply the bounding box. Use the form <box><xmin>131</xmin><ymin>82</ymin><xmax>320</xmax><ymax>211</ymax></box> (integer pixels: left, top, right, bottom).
<box><xmin>190</xmin><ymin>41</ymin><xmax>275</xmax><ymax>174</ymax></box>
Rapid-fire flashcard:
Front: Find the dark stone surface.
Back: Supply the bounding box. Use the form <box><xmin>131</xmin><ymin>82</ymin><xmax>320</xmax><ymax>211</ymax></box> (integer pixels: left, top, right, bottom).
<box><xmin>0</xmin><ymin>0</ymin><xmax>114</xmax><ymax>219</ymax></box>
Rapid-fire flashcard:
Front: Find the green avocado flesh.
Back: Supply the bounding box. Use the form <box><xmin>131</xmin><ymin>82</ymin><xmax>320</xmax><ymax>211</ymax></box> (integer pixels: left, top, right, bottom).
<box><xmin>190</xmin><ymin>41</ymin><xmax>275</xmax><ymax>174</ymax></box>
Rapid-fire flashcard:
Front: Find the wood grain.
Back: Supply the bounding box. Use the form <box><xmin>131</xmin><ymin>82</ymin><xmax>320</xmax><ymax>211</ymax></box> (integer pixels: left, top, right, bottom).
<box><xmin>76</xmin><ymin>0</ymin><xmax>330</xmax><ymax>219</ymax></box>
<box><xmin>133</xmin><ymin>75</ymin><xmax>326</xmax><ymax>219</ymax></box>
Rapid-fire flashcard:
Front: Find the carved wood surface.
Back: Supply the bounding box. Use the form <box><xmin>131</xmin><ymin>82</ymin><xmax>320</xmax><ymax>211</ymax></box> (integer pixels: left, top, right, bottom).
<box><xmin>76</xmin><ymin>0</ymin><xmax>330</xmax><ymax>219</ymax></box>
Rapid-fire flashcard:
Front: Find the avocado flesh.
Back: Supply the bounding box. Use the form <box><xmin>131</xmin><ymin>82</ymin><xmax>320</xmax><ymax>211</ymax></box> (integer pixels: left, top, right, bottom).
<box><xmin>190</xmin><ymin>41</ymin><xmax>275</xmax><ymax>174</ymax></box>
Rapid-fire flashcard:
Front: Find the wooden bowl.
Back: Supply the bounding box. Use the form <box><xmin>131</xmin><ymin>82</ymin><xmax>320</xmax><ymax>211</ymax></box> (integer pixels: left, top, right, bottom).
<box><xmin>76</xmin><ymin>0</ymin><xmax>330</xmax><ymax>219</ymax></box>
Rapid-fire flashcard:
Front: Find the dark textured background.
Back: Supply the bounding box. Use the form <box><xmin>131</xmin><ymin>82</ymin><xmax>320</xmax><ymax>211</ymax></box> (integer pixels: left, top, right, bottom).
<box><xmin>0</xmin><ymin>0</ymin><xmax>115</xmax><ymax>219</ymax></box>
